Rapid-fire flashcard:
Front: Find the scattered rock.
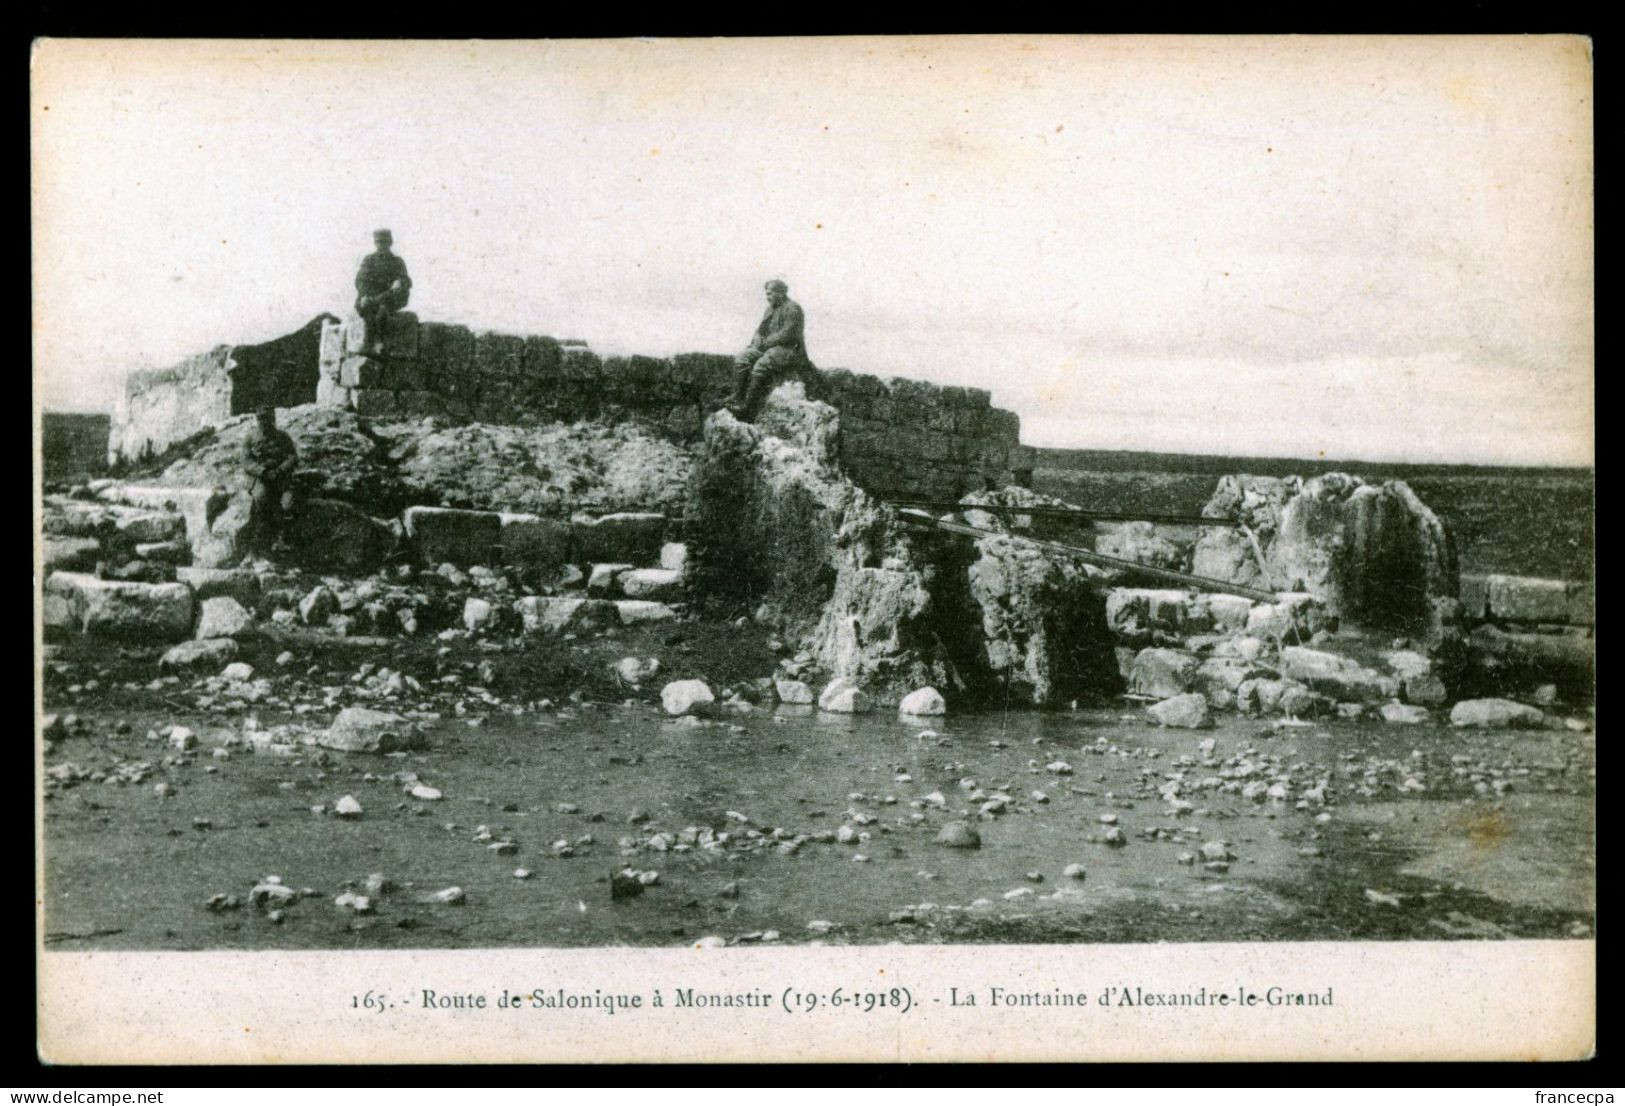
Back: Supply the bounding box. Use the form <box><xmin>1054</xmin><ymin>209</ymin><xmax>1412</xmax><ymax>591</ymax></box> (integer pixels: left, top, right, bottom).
<box><xmin>299</xmin><ymin>587</ymin><xmax>338</xmax><ymax>625</ymax></box>
<box><xmin>660</xmin><ymin>679</ymin><xmax>716</xmax><ymax>718</ymax></box>
<box><xmin>160</xmin><ymin>638</ymin><xmax>240</xmax><ymax>670</ymax></box>
<box><xmin>934</xmin><ymin>821</ymin><xmax>981</xmax><ymax>849</ymax></box>
<box><xmin>334</xmin><ymin>891</ymin><xmax>374</xmax><ymax>914</ymax></box>
<box><xmin>462</xmin><ymin>597</ymin><xmax>496</xmax><ymax>634</ymax></box>
<box><xmin>220</xmin><ymin>662</ymin><xmax>255</xmax><ymax>682</ymax></box>
<box><xmin>1380</xmin><ymin>701</ymin><xmax>1431</xmax><ymax>725</ymax></box>
<box><xmin>428</xmin><ymin>886</ymin><xmax>466</xmax><ymax>905</ymax></box>
<box><xmin>319</xmin><ymin>707</ymin><xmax>422</xmax><ymax>754</ymax></box>
<box><xmin>334</xmin><ymin>795</ymin><xmax>363</xmax><ymax>819</ymax></box>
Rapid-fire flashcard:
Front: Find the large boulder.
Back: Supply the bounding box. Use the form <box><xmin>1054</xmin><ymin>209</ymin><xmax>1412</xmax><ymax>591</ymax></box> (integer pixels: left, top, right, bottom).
<box><xmin>818</xmin><ymin>676</ymin><xmax>873</xmax><ymax>714</ymax></box>
<box><xmin>687</xmin><ymin>388</ymin><xmax>1119</xmax><ymax>709</ymax></box>
<box><xmin>1129</xmin><ymin>648</ymin><xmax>1199</xmax><ymax>699</ymax></box>
<box><xmin>1278</xmin><ymin>646</ymin><xmax>1399</xmax><ymax>703</ymax></box>
<box><xmin>1193</xmin><ymin>657</ymin><xmax>1266</xmax><ymax>707</ymax></box>
<box><xmin>1197</xmin><ymin>473</ymin><xmax>1456</xmax><ymax>629</ymax></box>
<box><xmin>1105</xmin><ymin>588</ymin><xmax>1201</xmax><ymax>637</ymax></box>
<box><xmin>44</xmin><ymin>572</ymin><xmax>194</xmax><ymax>642</ymax></box>
<box><xmin>1094</xmin><ymin>521</ymin><xmax>1189</xmax><ymax>571</ymax></box>
<box><xmin>1449</xmin><ymin>698</ymin><xmax>1546</xmax><ymax>729</ymax></box>
<box><xmin>960</xmin><ymin>524</ymin><xmax>1120</xmax><ymax>708</ymax></box>
<box><xmin>899</xmin><ymin>686</ymin><xmax>947</xmax><ymax>716</ymax></box>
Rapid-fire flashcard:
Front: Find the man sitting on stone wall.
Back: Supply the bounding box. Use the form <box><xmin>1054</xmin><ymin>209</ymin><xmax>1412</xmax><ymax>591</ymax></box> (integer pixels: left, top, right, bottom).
<box><xmin>354</xmin><ymin>228</ymin><xmax>412</xmax><ymax>353</ymax></box>
<box><xmin>728</xmin><ymin>279</ymin><xmax>815</xmax><ymax>421</ymax></box>
<box><xmin>244</xmin><ymin>406</ymin><xmax>300</xmax><ymax>552</ymax></box>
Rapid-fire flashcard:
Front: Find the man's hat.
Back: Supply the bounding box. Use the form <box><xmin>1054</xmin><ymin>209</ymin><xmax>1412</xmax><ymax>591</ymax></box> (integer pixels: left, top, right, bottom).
<box><xmin>764</xmin><ymin>279</ymin><xmax>788</xmax><ymax>293</ymax></box>
<box><xmin>373</xmin><ymin>228</ymin><xmax>393</xmax><ymax>240</ymax></box>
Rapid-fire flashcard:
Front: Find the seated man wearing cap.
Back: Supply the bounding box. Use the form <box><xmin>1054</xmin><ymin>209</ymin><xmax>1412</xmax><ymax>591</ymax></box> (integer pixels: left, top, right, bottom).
<box><xmin>243</xmin><ymin>406</ymin><xmax>300</xmax><ymax>552</ymax></box>
<box><xmin>728</xmin><ymin>279</ymin><xmax>813</xmax><ymax>421</ymax></box>
<box><xmin>354</xmin><ymin>228</ymin><xmax>413</xmax><ymax>353</ymax></box>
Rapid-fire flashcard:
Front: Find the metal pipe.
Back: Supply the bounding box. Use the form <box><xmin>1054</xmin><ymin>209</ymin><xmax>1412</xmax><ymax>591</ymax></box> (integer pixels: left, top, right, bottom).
<box><xmin>899</xmin><ymin>509</ymin><xmax>1278</xmax><ymax>601</ymax></box>
<box><xmin>890</xmin><ymin>499</ymin><xmax>1242</xmax><ymax>528</ymax></box>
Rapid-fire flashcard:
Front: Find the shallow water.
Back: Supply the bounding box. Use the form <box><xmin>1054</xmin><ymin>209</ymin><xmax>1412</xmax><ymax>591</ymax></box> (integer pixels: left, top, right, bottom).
<box><xmin>42</xmin><ymin>704</ymin><xmax>1596</xmax><ymax>949</ymax></box>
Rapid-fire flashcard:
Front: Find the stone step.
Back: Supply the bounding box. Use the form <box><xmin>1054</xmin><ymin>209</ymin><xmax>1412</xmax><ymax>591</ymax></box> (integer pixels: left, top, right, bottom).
<box><xmin>45</xmin><ymin>571</ymin><xmax>195</xmax><ymax>642</ymax></box>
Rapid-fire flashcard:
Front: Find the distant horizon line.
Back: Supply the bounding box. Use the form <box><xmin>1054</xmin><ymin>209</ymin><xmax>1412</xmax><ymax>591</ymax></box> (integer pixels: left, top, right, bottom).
<box><xmin>34</xmin><ymin>402</ymin><xmax>1594</xmax><ymax>474</ymax></box>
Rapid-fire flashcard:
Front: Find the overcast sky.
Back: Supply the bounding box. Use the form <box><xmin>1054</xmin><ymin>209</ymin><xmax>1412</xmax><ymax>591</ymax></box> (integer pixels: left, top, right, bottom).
<box><xmin>31</xmin><ymin>36</ymin><xmax>1593</xmax><ymax>465</ymax></box>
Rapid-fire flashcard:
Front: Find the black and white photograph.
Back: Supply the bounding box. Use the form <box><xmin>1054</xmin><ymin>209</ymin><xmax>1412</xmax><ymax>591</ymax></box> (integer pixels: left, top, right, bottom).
<box><xmin>32</xmin><ymin>35</ymin><xmax>1594</xmax><ymax>1063</ymax></box>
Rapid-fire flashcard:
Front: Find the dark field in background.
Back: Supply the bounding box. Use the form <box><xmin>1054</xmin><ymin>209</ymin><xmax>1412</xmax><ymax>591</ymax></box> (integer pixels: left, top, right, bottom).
<box><xmin>1033</xmin><ymin>449</ymin><xmax>1595</xmax><ymax>581</ymax></box>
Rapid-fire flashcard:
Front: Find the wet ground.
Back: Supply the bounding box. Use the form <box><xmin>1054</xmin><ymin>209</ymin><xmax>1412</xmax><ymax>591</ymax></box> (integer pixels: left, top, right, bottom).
<box><xmin>41</xmin><ymin>691</ymin><xmax>1595</xmax><ymax>949</ymax></box>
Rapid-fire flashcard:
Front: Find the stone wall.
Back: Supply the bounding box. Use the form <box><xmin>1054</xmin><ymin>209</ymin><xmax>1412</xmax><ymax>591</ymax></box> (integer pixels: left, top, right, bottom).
<box><xmin>318</xmin><ymin>314</ymin><xmax>1031</xmax><ymax>501</ymax></box>
<box><xmin>112</xmin><ymin>346</ymin><xmax>234</xmax><ymax>464</ymax></box>
<box><xmin>111</xmin><ymin>315</ymin><xmax>335</xmax><ymax>463</ymax></box>
<box><xmin>41</xmin><ymin>413</ymin><xmax>111</xmax><ymax>480</ymax></box>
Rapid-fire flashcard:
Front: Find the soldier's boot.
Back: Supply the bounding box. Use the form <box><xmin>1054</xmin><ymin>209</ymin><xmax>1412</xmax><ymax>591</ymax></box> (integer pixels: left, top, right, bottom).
<box><xmin>737</xmin><ymin>369</ymin><xmax>778</xmax><ymax>423</ymax></box>
<box><xmin>724</xmin><ymin>362</ymin><xmax>755</xmax><ymax>417</ymax></box>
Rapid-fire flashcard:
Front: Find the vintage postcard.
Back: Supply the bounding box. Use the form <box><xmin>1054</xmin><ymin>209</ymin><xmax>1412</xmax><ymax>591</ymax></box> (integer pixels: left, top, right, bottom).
<box><xmin>33</xmin><ymin>35</ymin><xmax>1594</xmax><ymax>1064</ymax></box>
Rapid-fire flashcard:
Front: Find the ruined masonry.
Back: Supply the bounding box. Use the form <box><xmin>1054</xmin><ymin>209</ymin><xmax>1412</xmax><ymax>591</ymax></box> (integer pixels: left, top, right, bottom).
<box><xmin>114</xmin><ymin>312</ymin><xmax>1032</xmax><ymax>504</ymax></box>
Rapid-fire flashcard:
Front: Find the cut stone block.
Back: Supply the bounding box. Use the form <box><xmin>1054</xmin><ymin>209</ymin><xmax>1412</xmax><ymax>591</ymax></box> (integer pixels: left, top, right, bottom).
<box><xmin>513</xmin><ymin>596</ymin><xmax>622</xmax><ymax>636</ymax></box>
<box><xmin>497</xmin><ymin>513</ymin><xmax>570</xmax><ymax>569</ymax></box>
<box><xmin>614</xmin><ymin>600</ymin><xmax>678</xmax><ymax>625</ymax></box>
<box><xmin>284</xmin><ymin>499</ymin><xmax>396</xmax><ymax>574</ymax></box>
<box><xmin>340</xmin><ymin>356</ymin><xmax>385</xmax><ymax>389</ymax></box>
<box><xmin>587</xmin><ymin>563</ymin><xmax>635</xmax><ymax>597</ymax></box>
<box><xmin>45</xmin><ymin>572</ymin><xmax>194</xmax><ymax>642</ymax></box>
<box><xmin>404</xmin><ymin>506</ymin><xmax>503</xmax><ymax>566</ymax></box>
<box><xmin>619</xmin><ymin>567</ymin><xmax>684</xmax><ymax>601</ymax></box>
<box><xmin>43</xmin><ymin>537</ymin><xmax>101</xmax><ymax>573</ymax></box>
<box><xmin>175</xmin><ymin>567</ymin><xmax>260</xmax><ymax>606</ymax></box>
<box><xmin>1485</xmin><ymin>575</ymin><xmax>1572</xmax><ymax>623</ymax></box>
<box><xmin>571</xmin><ymin>512</ymin><xmax>666</xmax><ymax>564</ymax></box>
<box><xmin>114</xmin><ymin>510</ymin><xmax>185</xmax><ymax>544</ymax></box>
